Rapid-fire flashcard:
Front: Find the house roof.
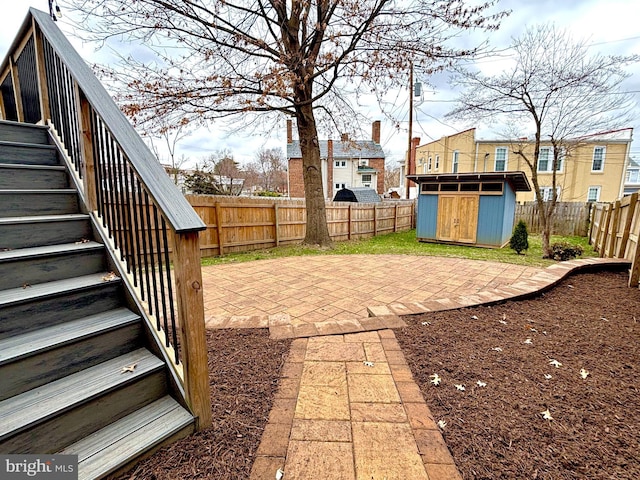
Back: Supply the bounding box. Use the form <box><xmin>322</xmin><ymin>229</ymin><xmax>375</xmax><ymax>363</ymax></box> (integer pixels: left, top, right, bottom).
<box><xmin>333</xmin><ymin>187</ymin><xmax>382</xmax><ymax>203</ymax></box>
<box><xmin>406</xmin><ymin>171</ymin><xmax>532</xmax><ymax>192</ymax></box>
<box><xmin>287</xmin><ymin>140</ymin><xmax>385</xmax><ymax>160</ymax></box>
<box><xmin>628</xmin><ymin>157</ymin><xmax>640</xmax><ymax>169</ymax></box>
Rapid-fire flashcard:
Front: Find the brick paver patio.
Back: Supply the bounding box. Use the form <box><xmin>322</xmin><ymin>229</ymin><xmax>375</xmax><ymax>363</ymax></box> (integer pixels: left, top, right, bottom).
<box><xmin>202</xmin><ymin>255</ymin><xmax>629</xmax><ymax>479</ymax></box>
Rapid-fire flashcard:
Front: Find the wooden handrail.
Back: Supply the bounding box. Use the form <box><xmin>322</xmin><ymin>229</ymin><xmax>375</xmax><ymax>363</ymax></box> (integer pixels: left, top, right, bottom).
<box><xmin>0</xmin><ymin>8</ymin><xmax>211</xmax><ymax>429</ymax></box>
<box><xmin>27</xmin><ymin>8</ymin><xmax>204</xmax><ymax>234</ymax></box>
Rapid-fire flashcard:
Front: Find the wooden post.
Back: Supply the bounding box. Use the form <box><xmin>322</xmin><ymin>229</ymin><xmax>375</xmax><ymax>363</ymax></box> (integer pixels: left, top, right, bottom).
<box><xmin>172</xmin><ymin>231</ymin><xmax>212</xmax><ymax>430</ymax></box>
<box><xmin>79</xmin><ymin>94</ymin><xmax>97</xmax><ymax>211</ymax></box>
<box><xmin>619</xmin><ymin>193</ymin><xmax>638</xmax><ymax>259</ymax></box>
<box><xmin>599</xmin><ymin>204</ymin><xmax>612</xmax><ymax>258</ymax></box>
<box><xmin>348</xmin><ymin>204</ymin><xmax>352</xmax><ymax>240</ymax></box>
<box><xmin>9</xmin><ymin>58</ymin><xmax>24</xmax><ymax>123</ymax></box>
<box><xmin>607</xmin><ymin>200</ymin><xmax>621</xmax><ymax>258</ymax></box>
<box><xmin>215</xmin><ymin>202</ymin><xmax>224</xmax><ymax>256</ymax></box>
<box><xmin>588</xmin><ymin>203</ymin><xmax>596</xmax><ymax>245</ymax></box>
<box><xmin>373</xmin><ymin>204</ymin><xmax>378</xmax><ymax>236</ymax></box>
<box><xmin>274</xmin><ymin>203</ymin><xmax>280</xmax><ymax>247</ymax></box>
<box><xmin>32</xmin><ymin>22</ymin><xmax>51</xmax><ymax>123</ymax></box>
<box><xmin>394</xmin><ymin>204</ymin><xmax>398</xmax><ymax>232</ymax></box>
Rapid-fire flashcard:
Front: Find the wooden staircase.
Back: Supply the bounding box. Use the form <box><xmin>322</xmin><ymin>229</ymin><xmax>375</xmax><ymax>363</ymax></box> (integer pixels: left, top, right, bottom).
<box><xmin>0</xmin><ymin>120</ymin><xmax>195</xmax><ymax>479</ymax></box>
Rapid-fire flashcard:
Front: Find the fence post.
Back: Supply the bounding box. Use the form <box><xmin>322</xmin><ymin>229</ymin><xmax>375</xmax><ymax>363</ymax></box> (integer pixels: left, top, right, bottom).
<box><xmin>618</xmin><ymin>193</ymin><xmax>637</xmax><ymax>259</ymax></box>
<box><xmin>274</xmin><ymin>202</ymin><xmax>280</xmax><ymax>247</ymax></box>
<box><xmin>599</xmin><ymin>204</ymin><xmax>612</xmax><ymax>257</ymax></box>
<box><xmin>172</xmin><ymin>231</ymin><xmax>212</xmax><ymax>430</ymax></box>
<box><xmin>607</xmin><ymin>200</ymin><xmax>621</xmax><ymax>258</ymax></box>
<box><xmin>394</xmin><ymin>204</ymin><xmax>398</xmax><ymax>232</ymax></box>
<box><xmin>588</xmin><ymin>203</ymin><xmax>596</xmax><ymax>244</ymax></box>
<box><xmin>215</xmin><ymin>202</ymin><xmax>224</xmax><ymax>256</ymax></box>
<box><xmin>348</xmin><ymin>204</ymin><xmax>352</xmax><ymax>240</ymax></box>
<box><xmin>373</xmin><ymin>204</ymin><xmax>377</xmax><ymax>236</ymax></box>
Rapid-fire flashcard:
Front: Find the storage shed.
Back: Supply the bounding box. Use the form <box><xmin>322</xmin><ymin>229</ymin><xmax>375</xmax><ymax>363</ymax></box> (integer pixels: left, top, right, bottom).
<box><xmin>333</xmin><ymin>187</ymin><xmax>381</xmax><ymax>203</ymax></box>
<box><xmin>407</xmin><ymin>172</ymin><xmax>531</xmax><ymax>248</ymax></box>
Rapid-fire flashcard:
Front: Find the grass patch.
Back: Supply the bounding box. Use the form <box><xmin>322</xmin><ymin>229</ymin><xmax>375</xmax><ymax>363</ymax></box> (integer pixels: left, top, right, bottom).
<box><xmin>201</xmin><ymin>229</ymin><xmax>597</xmax><ymax>267</ymax></box>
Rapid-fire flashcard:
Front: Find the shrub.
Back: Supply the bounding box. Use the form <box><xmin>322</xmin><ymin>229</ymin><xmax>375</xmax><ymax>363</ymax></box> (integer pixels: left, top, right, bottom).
<box><xmin>255</xmin><ymin>191</ymin><xmax>282</xmax><ymax>197</ymax></box>
<box><xmin>509</xmin><ymin>220</ymin><xmax>529</xmax><ymax>254</ymax></box>
<box><xmin>551</xmin><ymin>241</ymin><xmax>584</xmax><ymax>261</ymax></box>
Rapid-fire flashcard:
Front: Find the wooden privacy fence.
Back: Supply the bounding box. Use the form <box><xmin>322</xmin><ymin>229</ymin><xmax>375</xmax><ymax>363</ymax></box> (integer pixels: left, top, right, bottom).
<box><xmin>515</xmin><ymin>202</ymin><xmax>592</xmax><ymax>236</ymax></box>
<box><xmin>186</xmin><ymin>195</ymin><xmax>416</xmax><ymax>257</ymax></box>
<box><xmin>589</xmin><ymin>192</ymin><xmax>640</xmax><ymax>288</ymax></box>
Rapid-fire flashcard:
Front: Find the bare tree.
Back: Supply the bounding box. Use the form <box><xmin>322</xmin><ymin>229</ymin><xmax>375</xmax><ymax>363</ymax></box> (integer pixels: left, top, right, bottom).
<box><xmin>384</xmin><ymin>157</ymin><xmax>402</xmax><ymax>193</ymax></box>
<box><xmin>145</xmin><ymin>121</ymin><xmax>191</xmax><ymax>184</ymax></box>
<box><xmin>67</xmin><ymin>0</ymin><xmax>505</xmax><ymax>246</ymax></box>
<box><xmin>185</xmin><ymin>150</ymin><xmax>245</xmax><ymax>195</ymax></box>
<box><xmin>448</xmin><ymin>24</ymin><xmax>638</xmax><ymax>258</ymax></box>
<box><xmin>247</xmin><ymin>148</ymin><xmax>287</xmax><ymax>193</ymax></box>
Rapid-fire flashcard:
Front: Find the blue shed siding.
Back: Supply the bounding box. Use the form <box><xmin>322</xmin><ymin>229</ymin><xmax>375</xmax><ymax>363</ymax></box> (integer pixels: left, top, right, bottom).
<box><xmin>416</xmin><ymin>194</ymin><xmax>438</xmax><ymax>239</ymax></box>
<box><xmin>477</xmin><ymin>194</ymin><xmax>506</xmax><ymax>246</ymax></box>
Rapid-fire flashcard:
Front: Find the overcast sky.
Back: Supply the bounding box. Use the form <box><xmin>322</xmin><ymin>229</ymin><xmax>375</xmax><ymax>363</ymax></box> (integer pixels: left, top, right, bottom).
<box><xmin>1</xmin><ymin>0</ymin><xmax>639</xmax><ymax>167</ymax></box>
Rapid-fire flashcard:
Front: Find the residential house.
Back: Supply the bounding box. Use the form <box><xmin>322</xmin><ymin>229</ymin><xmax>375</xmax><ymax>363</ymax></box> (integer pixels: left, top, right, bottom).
<box><xmin>286</xmin><ymin>120</ymin><xmax>386</xmax><ymax>199</ymax></box>
<box><xmin>413</xmin><ymin>128</ymin><xmax>633</xmax><ymax>203</ymax></box>
<box><xmin>624</xmin><ymin>157</ymin><xmax>640</xmax><ymax>196</ymax></box>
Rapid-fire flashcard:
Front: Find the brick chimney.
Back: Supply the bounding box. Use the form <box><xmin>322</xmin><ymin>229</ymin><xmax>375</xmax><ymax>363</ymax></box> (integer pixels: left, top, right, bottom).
<box><xmin>372</xmin><ymin>121</ymin><xmax>381</xmax><ymax>144</ymax></box>
<box><xmin>286</xmin><ymin>119</ymin><xmax>293</xmax><ymax>144</ymax></box>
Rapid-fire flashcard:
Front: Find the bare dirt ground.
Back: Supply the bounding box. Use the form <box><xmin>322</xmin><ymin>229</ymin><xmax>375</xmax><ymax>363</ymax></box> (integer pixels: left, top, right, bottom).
<box><xmin>396</xmin><ymin>270</ymin><xmax>640</xmax><ymax>480</ymax></box>
<box><xmin>117</xmin><ymin>329</ymin><xmax>291</xmax><ymax>480</ymax></box>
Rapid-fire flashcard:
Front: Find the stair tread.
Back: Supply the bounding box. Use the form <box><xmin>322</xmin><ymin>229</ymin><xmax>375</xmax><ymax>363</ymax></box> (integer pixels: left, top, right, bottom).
<box><xmin>0</xmin><ymin>272</ymin><xmax>120</xmax><ymax>307</ymax></box>
<box><xmin>0</xmin><ymin>213</ymin><xmax>89</xmax><ymax>225</ymax></box>
<box><xmin>0</xmin><ymin>308</ymin><xmax>140</xmax><ymax>365</ymax></box>
<box><xmin>0</xmin><ymin>241</ymin><xmax>102</xmax><ymax>262</ymax></box>
<box><xmin>0</xmin><ymin>163</ymin><xmax>65</xmax><ymax>171</ymax></box>
<box><xmin>0</xmin><ymin>188</ymin><xmax>77</xmax><ymax>194</ymax></box>
<box><xmin>0</xmin><ymin>348</ymin><xmax>164</xmax><ymax>439</ymax></box>
<box><xmin>61</xmin><ymin>396</ymin><xmax>193</xmax><ymax>479</ymax></box>
<box><xmin>0</xmin><ymin>140</ymin><xmax>56</xmax><ymax>150</ymax></box>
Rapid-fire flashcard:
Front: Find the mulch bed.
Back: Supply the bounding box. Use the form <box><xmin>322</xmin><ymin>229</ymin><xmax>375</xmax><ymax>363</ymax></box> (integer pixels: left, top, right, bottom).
<box><xmin>396</xmin><ymin>270</ymin><xmax>640</xmax><ymax>480</ymax></box>
<box><xmin>117</xmin><ymin>329</ymin><xmax>291</xmax><ymax>480</ymax></box>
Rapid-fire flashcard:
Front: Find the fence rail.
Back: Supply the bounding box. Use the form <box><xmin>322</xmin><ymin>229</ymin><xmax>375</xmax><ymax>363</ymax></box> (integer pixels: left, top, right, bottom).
<box><xmin>186</xmin><ymin>195</ymin><xmax>416</xmax><ymax>257</ymax></box>
<box><xmin>589</xmin><ymin>192</ymin><xmax>639</xmax><ymax>287</ymax></box>
<box><xmin>515</xmin><ymin>202</ymin><xmax>592</xmax><ymax>237</ymax></box>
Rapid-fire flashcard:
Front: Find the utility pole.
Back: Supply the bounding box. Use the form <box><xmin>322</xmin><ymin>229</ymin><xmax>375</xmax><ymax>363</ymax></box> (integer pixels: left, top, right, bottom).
<box><xmin>405</xmin><ymin>62</ymin><xmax>414</xmax><ymax>199</ymax></box>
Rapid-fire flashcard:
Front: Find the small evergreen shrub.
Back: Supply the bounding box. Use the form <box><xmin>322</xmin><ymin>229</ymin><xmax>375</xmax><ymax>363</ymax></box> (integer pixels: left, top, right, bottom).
<box><xmin>551</xmin><ymin>241</ymin><xmax>584</xmax><ymax>261</ymax></box>
<box><xmin>255</xmin><ymin>191</ymin><xmax>282</xmax><ymax>197</ymax></box>
<box><xmin>509</xmin><ymin>220</ymin><xmax>529</xmax><ymax>254</ymax></box>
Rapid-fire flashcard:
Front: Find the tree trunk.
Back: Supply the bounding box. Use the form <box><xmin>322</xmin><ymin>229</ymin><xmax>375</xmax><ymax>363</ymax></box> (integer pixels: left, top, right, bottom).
<box><xmin>539</xmin><ymin>200</ymin><xmax>553</xmax><ymax>258</ymax></box>
<box><xmin>295</xmin><ymin>104</ymin><xmax>332</xmax><ymax>246</ymax></box>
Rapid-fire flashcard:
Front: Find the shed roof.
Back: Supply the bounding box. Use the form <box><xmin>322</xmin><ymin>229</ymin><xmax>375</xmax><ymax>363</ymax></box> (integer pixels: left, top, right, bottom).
<box><xmin>333</xmin><ymin>187</ymin><xmax>381</xmax><ymax>203</ymax></box>
<box><xmin>287</xmin><ymin>140</ymin><xmax>385</xmax><ymax>160</ymax></box>
<box><xmin>406</xmin><ymin>171</ymin><xmax>531</xmax><ymax>192</ymax></box>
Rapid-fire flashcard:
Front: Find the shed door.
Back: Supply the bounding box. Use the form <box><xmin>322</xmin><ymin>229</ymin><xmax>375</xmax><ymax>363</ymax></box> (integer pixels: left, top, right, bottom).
<box><xmin>436</xmin><ymin>195</ymin><xmax>478</xmax><ymax>243</ymax></box>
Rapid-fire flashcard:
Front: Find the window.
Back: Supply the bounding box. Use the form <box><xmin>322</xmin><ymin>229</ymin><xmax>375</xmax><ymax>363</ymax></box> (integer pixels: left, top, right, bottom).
<box><xmin>495</xmin><ymin>147</ymin><xmax>508</xmax><ymax>171</ymax></box>
<box><xmin>334</xmin><ymin>160</ymin><xmax>347</xmax><ymax>168</ymax></box>
<box><xmin>435</xmin><ymin>155</ymin><xmax>440</xmax><ymax>170</ymax></box>
<box><xmin>538</xmin><ymin>147</ymin><xmax>563</xmax><ymax>172</ymax></box>
<box><xmin>427</xmin><ymin>157</ymin><xmax>432</xmax><ymax>171</ymax></box>
<box><xmin>537</xmin><ymin>147</ymin><xmax>551</xmax><ymax>172</ymax></box>
<box><xmin>538</xmin><ymin>186</ymin><xmax>561</xmax><ymax>202</ymax></box>
<box><xmin>592</xmin><ymin>147</ymin><xmax>605</xmax><ymax>172</ymax></box>
<box><xmin>359</xmin><ymin>159</ymin><xmax>369</xmax><ymax>167</ymax></box>
<box><xmin>452</xmin><ymin>151</ymin><xmax>459</xmax><ymax>173</ymax></box>
<box><xmin>361</xmin><ymin>174</ymin><xmax>372</xmax><ymax>183</ymax></box>
<box><xmin>587</xmin><ymin>186</ymin><xmax>601</xmax><ymax>202</ymax></box>
<box><xmin>626</xmin><ymin>169</ymin><xmax>639</xmax><ymax>183</ymax></box>
<box><xmin>335</xmin><ymin>183</ymin><xmax>347</xmax><ymax>190</ymax></box>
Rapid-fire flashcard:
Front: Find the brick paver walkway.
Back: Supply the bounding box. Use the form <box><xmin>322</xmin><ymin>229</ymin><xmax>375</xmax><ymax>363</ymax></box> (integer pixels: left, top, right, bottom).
<box><xmin>202</xmin><ymin>255</ymin><xmax>630</xmax><ymax>480</ymax></box>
